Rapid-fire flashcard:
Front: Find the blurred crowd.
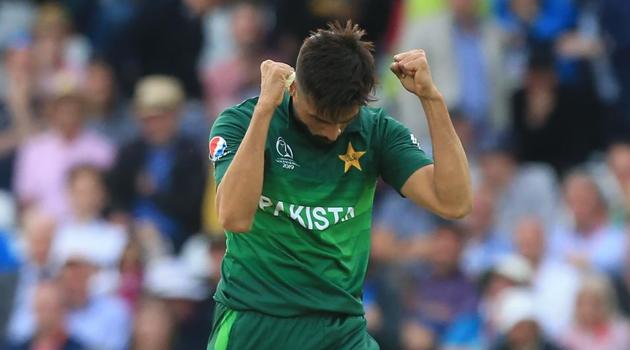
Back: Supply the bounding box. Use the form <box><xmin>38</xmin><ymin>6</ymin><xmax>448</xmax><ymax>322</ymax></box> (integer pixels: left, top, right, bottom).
<box><xmin>0</xmin><ymin>0</ymin><xmax>629</xmax><ymax>349</ymax></box>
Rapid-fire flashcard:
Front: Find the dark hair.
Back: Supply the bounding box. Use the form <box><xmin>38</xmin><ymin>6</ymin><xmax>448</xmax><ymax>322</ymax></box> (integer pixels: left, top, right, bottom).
<box><xmin>296</xmin><ymin>20</ymin><xmax>376</xmax><ymax>121</ymax></box>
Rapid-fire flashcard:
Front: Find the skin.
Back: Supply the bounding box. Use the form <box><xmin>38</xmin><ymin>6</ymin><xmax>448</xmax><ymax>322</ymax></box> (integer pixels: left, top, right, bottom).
<box><xmin>217</xmin><ymin>49</ymin><xmax>472</xmax><ymax>232</ymax></box>
<box><xmin>32</xmin><ymin>282</ymin><xmax>69</xmax><ymax>348</ymax></box>
<box><xmin>22</xmin><ymin>209</ymin><xmax>56</xmax><ymax>267</ymax></box>
<box><xmin>430</xmin><ymin>228</ymin><xmax>463</xmax><ymax>276</ymax></box>
<box><xmin>563</xmin><ymin>174</ymin><xmax>607</xmax><ymax>235</ymax></box>
<box><xmin>515</xmin><ymin>217</ymin><xmax>546</xmax><ymax>268</ymax></box>
<box><xmin>68</xmin><ymin>169</ymin><xmax>106</xmax><ymax>223</ymax></box>
<box><xmin>137</xmin><ymin>110</ymin><xmax>179</xmax><ymax>146</ymax></box>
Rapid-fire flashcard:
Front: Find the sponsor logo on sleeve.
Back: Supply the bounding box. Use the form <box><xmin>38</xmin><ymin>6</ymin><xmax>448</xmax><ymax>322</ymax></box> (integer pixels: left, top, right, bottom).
<box><xmin>209</xmin><ymin>136</ymin><xmax>228</xmax><ymax>161</ymax></box>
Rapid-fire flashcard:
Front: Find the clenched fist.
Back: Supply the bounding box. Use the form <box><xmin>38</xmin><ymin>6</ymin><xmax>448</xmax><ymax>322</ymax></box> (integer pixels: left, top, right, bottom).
<box><xmin>258</xmin><ymin>60</ymin><xmax>295</xmax><ymax>109</ymax></box>
<box><xmin>390</xmin><ymin>49</ymin><xmax>439</xmax><ymax>99</ymax></box>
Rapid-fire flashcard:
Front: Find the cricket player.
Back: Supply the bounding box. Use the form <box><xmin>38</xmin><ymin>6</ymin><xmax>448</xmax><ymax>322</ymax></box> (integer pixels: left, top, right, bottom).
<box><xmin>207</xmin><ymin>21</ymin><xmax>472</xmax><ymax>349</ymax></box>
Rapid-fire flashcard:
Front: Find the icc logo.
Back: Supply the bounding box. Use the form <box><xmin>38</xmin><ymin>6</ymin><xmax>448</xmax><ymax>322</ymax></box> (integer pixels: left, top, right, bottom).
<box><xmin>276</xmin><ymin>137</ymin><xmax>294</xmax><ymax>159</ymax></box>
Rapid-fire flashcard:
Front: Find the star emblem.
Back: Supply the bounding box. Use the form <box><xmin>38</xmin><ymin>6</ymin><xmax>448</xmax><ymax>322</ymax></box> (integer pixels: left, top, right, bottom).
<box><xmin>338</xmin><ymin>142</ymin><xmax>366</xmax><ymax>173</ymax></box>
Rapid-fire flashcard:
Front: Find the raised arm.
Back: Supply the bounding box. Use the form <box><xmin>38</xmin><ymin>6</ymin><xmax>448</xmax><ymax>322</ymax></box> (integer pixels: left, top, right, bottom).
<box><xmin>390</xmin><ymin>49</ymin><xmax>472</xmax><ymax>219</ymax></box>
<box><xmin>215</xmin><ymin>60</ymin><xmax>294</xmax><ymax>232</ymax></box>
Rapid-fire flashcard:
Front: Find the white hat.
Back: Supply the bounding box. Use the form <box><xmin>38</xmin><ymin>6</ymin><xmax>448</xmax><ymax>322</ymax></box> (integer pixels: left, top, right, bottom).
<box><xmin>495</xmin><ymin>288</ymin><xmax>538</xmax><ymax>333</ymax></box>
<box><xmin>144</xmin><ymin>257</ymin><xmax>208</xmax><ymax>301</ymax></box>
<box><xmin>493</xmin><ymin>254</ymin><xmax>533</xmax><ymax>284</ymax></box>
<box><xmin>134</xmin><ymin>75</ymin><xmax>185</xmax><ymax>115</ymax></box>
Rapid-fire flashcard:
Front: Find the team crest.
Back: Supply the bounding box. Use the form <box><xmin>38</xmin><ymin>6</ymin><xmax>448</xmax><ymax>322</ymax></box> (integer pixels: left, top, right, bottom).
<box><xmin>209</xmin><ymin>136</ymin><xmax>228</xmax><ymax>161</ymax></box>
<box><xmin>339</xmin><ymin>142</ymin><xmax>366</xmax><ymax>173</ymax></box>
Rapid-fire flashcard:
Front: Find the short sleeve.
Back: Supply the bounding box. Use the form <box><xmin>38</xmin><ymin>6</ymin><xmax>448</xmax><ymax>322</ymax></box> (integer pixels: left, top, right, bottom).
<box><xmin>377</xmin><ymin>114</ymin><xmax>433</xmax><ymax>193</ymax></box>
<box><xmin>208</xmin><ymin>108</ymin><xmax>250</xmax><ymax>184</ymax></box>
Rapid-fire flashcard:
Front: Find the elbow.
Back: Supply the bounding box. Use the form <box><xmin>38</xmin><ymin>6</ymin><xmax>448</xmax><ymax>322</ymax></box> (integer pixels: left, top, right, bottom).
<box><xmin>438</xmin><ymin>201</ymin><xmax>472</xmax><ymax>220</ymax></box>
<box><xmin>216</xmin><ymin>190</ymin><xmax>253</xmax><ymax>233</ymax></box>
<box><xmin>218</xmin><ymin>214</ymin><xmax>253</xmax><ymax>233</ymax></box>
<box><xmin>218</xmin><ymin>210</ymin><xmax>253</xmax><ymax>233</ymax></box>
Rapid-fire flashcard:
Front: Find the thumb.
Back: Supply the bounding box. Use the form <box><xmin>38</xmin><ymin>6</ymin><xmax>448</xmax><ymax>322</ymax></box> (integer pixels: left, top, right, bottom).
<box><xmin>390</xmin><ymin>62</ymin><xmax>406</xmax><ymax>79</ymax></box>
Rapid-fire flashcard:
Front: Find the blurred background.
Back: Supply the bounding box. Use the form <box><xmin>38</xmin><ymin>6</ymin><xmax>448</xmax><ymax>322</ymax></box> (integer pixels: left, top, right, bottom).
<box><xmin>0</xmin><ymin>0</ymin><xmax>629</xmax><ymax>349</ymax></box>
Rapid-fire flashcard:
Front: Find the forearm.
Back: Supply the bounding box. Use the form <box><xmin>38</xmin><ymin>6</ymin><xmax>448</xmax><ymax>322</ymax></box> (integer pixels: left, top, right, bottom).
<box><xmin>420</xmin><ymin>90</ymin><xmax>472</xmax><ymax>216</ymax></box>
<box><xmin>216</xmin><ymin>104</ymin><xmax>274</xmax><ymax>232</ymax></box>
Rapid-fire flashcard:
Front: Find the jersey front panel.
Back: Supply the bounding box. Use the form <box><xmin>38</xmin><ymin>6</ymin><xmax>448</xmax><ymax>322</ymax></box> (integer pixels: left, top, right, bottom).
<box><xmin>210</xmin><ymin>95</ymin><xmax>432</xmax><ymax>317</ymax></box>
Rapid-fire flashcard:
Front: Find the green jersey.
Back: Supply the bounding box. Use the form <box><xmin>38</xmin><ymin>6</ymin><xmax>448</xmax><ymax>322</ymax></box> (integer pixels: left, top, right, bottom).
<box><xmin>209</xmin><ymin>94</ymin><xmax>432</xmax><ymax>317</ymax></box>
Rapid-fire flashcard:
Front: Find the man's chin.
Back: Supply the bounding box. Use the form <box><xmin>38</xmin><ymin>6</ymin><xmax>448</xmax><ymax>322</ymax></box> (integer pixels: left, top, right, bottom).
<box><xmin>313</xmin><ymin>135</ymin><xmax>336</xmax><ymax>145</ymax></box>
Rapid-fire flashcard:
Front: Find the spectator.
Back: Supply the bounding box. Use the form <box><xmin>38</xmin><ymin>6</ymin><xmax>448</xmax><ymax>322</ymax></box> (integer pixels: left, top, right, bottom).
<box><xmin>557</xmin><ymin>0</ymin><xmax>616</xmax><ymax>98</ymax></box>
<box><xmin>601</xmin><ymin>140</ymin><xmax>630</xmax><ymax>225</ymax></box>
<box><xmin>5</xmin><ymin>209</ymin><xmax>56</xmax><ymax>346</ymax></box>
<box><xmin>599</xmin><ymin>0</ymin><xmax>630</xmax><ymax>126</ymax></box>
<box><xmin>0</xmin><ymin>229</ymin><xmax>18</xmax><ymax>273</ymax></box>
<box><xmin>6</xmin><ymin>281</ymin><xmax>86</xmax><ymax>350</ymax></box>
<box><xmin>396</xmin><ymin>0</ymin><xmax>508</xmax><ymax>143</ymax></box>
<box><xmin>478</xmin><ymin>137</ymin><xmax>559</xmax><ymax>238</ymax></box>
<box><xmin>13</xmin><ymin>71</ymin><xmax>114</xmax><ymax>221</ymax></box>
<box><xmin>371</xmin><ymin>187</ymin><xmax>438</xmax><ymax>264</ymax></box>
<box><xmin>402</xmin><ymin>224</ymin><xmax>478</xmax><ymax>341</ymax></box>
<box><xmin>612</xmin><ymin>254</ymin><xmax>630</xmax><ymax>318</ymax></box>
<box><xmin>490</xmin><ymin>288</ymin><xmax>563</xmax><ymax>350</ymax></box>
<box><xmin>461</xmin><ymin>184</ymin><xmax>512</xmax><ymax>277</ymax></box>
<box><xmin>401</xmin><ymin>321</ymin><xmax>436</xmax><ymax>350</ymax></box>
<box><xmin>494</xmin><ymin>0</ymin><xmax>577</xmax><ymax>85</ymax></box>
<box><xmin>363</xmin><ymin>258</ymin><xmax>405</xmax><ymax>350</ymax></box>
<box><xmin>131</xmin><ymin>298</ymin><xmax>173</xmax><ymax>350</ymax></box>
<box><xmin>549</xmin><ymin>171</ymin><xmax>627</xmax><ymax>273</ymax></box>
<box><xmin>143</xmin><ymin>256</ymin><xmax>213</xmax><ymax>350</ymax></box>
<box><xmin>510</xmin><ymin>49</ymin><xmax>604</xmax><ymax>176</ymax></box>
<box><xmin>0</xmin><ymin>1</ymin><xmax>35</xmax><ymax>51</ymax></box>
<box><xmin>0</xmin><ymin>32</ymin><xmax>40</xmax><ymax>191</ymax></box>
<box><xmin>30</xmin><ymin>3</ymin><xmax>91</xmax><ymax>95</ymax></box>
<box><xmin>560</xmin><ymin>274</ymin><xmax>630</xmax><ymax>350</ymax></box>
<box><xmin>56</xmin><ymin>238</ymin><xmax>132</xmax><ymax>350</ymax></box>
<box><xmin>83</xmin><ymin>58</ymin><xmax>136</xmax><ymax>146</ymax></box>
<box><xmin>0</xmin><ymin>190</ymin><xmax>17</xmax><ymax>232</ymax></box>
<box><xmin>271</xmin><ymin>0</ymin><xmax>354</xmax><ymax>62</ymax></box>
<box><xmin>481</xmin><ymin>254</ymin><xmax>534</xmax><ymax>344</ymax></box>
<box><xmin>514</xmin><ymin>217</ymin><xmax>580</xmax><ymax>337</ymax></box>
<box><xmin>0</xmin><ymin>215</ymin><xmax>19</xmax><ymax>338</ymax></box>
<box><xmin>117</xmin><ymin>239</ymin><xmax>144</xmax><ymax>311</ymax></box>
<box><xmin>51</xmin><ymin>164</ymin><xmax>127</xmax><ymax>269</ymax></box>
<box><xmin>108</xmin><ymin>75</ymin><xmax>206</xmax><ymax>253</ymax></box>
<box><xmin>122</xmin><ymin>0</ymin><xmax>214</xmax><ymax>98</ymax></box>
<box><xmin>205</xmin><ymin>2</ymin><xmax>281</xmax><ymax>118</ymax></box>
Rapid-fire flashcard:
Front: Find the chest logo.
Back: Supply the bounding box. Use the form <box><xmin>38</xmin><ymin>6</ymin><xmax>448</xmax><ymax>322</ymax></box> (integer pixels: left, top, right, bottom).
<box><xmin>276</xmin><ymin>137</ymin><xmax>294</xmax><ymax>158</ymax></box>
<box><xmin>275</xmin><ymin>137</ymin><xmax>300</xmax><ymax>169</ymax></box>
<box><xmin>339</xmin><ymin>142</ymin><xmax>366</xmax><ymax>173</ymax></box>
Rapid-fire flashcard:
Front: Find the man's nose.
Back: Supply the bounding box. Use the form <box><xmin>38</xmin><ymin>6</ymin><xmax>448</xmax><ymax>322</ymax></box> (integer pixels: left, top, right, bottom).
<box><xmin>321</xmin><ymin>125</ymin><xmax>342</xmax><ymax>141</ymax></box>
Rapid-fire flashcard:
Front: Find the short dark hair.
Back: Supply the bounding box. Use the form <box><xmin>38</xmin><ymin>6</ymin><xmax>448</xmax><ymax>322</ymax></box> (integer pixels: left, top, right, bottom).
<box><xmin>296</xmin><ymin>21</ymin><xmax>376</xmax><ymax>121</ymax></box>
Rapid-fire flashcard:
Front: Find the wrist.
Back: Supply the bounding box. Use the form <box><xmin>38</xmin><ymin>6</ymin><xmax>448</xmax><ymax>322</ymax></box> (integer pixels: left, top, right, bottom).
<box><xmin>416</xmin><ymin>86</ymin><xmax>442</xmax><ymax>101</ymax></box>
<box><xmin>254</xmin><ymin>101</ymin><xmax>277</xmax><ymax>117</ymax></box>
